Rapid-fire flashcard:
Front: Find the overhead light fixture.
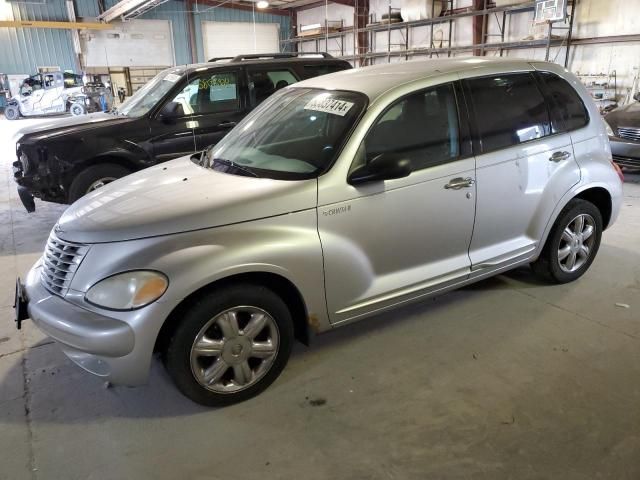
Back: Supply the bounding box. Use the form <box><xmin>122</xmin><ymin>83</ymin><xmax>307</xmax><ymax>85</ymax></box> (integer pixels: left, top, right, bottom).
<box><xmin>256</xmin><ymin>0</ymin><xmax>269</xmax><ymax>8</ymax></box>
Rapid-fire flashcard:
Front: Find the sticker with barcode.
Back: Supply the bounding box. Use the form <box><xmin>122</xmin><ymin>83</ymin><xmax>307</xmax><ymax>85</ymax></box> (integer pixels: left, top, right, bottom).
<box><xmin>304</xmin><ymin>96</ymin><xmax>354</xmax><ymax>116</ymax></box>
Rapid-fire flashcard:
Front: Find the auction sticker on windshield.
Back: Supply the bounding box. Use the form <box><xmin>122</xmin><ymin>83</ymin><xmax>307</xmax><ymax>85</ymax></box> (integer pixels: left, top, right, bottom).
<box><xmin>304</xmin><ymin>96</ymin><xmax>354</xmax><ymax>117</ymax></box>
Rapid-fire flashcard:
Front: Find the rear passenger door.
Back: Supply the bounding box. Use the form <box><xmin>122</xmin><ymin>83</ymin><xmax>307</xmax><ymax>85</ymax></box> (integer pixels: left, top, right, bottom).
<box><xmin>463</xmin><ymin>72</ymin><xmax>581</xmax><ymax>269</ymax></box>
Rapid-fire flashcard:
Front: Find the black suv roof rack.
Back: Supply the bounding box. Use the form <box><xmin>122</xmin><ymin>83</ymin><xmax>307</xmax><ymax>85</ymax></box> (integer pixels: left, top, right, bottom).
<box><xmin>207</xmin><ymin>52</ymin><xmax>334</xmax><ymax>62</ymax></box>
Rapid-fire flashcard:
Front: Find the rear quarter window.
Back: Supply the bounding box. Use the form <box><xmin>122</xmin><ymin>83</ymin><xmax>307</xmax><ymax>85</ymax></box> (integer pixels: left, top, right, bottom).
<box><xmin>537</xmin><ymin>71</ymin><xmax>589</xmax><ymax>133</ymax></box>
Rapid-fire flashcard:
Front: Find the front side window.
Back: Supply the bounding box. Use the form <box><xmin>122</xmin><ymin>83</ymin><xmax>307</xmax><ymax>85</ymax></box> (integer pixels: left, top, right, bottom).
<box><xmin>203</xmin><ymin>88</ymin><xmax>367</xmax><ymax>180</ymax></box>
<box><xmin>170</xmin><ymin>71</ymin><xmax>240</xmax><ymax>116</ymax></box>
<box><xmin>362</xmin><ymin>83</ymin><xmax>460</xmax><ymax>172</ymax></box>
<box><xmin>248</xmin><ymin>69</ymin><xmax>298</xmax><ymax>107</ymax></box>
<box><xmin>466</xmin><ymin>73</ymin><xmax>551</xmax><ymax>152</ymax></box>
<box><xmin>538</xmin><ymin>71</ymin><xmax>589</xmax><ymax>133</ymax></box>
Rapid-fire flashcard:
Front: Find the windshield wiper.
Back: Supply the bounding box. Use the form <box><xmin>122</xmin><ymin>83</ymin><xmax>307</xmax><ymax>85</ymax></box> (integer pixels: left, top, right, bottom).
<box><xmin>213</xmin><ymin>158</ymin><xmax>259</xmax><ymax>178</ymax></box>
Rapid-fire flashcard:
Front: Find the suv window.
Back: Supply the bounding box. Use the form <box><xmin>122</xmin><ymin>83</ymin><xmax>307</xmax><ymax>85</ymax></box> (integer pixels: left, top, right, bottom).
<box><xmin>248</xmin><ymin>69</ymin><xmax>298</xmax><ymax>107</ymax></box>
<box><xmin>538</xmin><ymin>71</ymin><xmax>589</xmax><ymax>133</ymax></box>
<box><xmin>363</xmin><ymin>83</ymin><xmax>460</xmax><ymax>171</ymax></box>
<box><xmin>466</xmin><ymin>73</ymin><xmax>551</xmax><ymax>153</ymax></box>
<box><xmin>171</xmin><ymin>71</ymin><xmax>240</xmax><ymax>116</ymax></box>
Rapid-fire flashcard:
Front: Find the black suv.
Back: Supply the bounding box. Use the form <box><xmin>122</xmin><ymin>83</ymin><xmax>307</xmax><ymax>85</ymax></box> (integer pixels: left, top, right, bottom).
<box><xmin>13</xmin><ymin>53</ymin><xmax>351</xmax><ymax>211</ymax></box>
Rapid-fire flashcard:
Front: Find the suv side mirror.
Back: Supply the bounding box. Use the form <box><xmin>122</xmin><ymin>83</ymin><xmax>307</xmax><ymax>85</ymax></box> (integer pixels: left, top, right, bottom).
<box><xmin>634</xmin><ymin>92</ymin><xmax>640</xmax><ymax>102</ymax></box>
<box><xmin>159</xmin><ymin>101</ymin><xmax>183</xmax><ymax>123</ymax></box>
<box><xmin>348</xmin><ymin>152</ymin><xmax>412</xmax><ymax>185</ymax></box>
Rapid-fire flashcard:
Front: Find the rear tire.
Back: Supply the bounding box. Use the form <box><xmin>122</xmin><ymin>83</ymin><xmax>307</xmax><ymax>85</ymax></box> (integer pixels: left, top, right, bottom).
<box><xmin>4</xmin><ymin>105</ymin><xmax>20</xmax><ymax>120</ymax></box>
<box><xmin>67</xmin><ymin>163</ymin><xmax>131</xmax><ymax>203</ymax></box>
<box><xmin>531</xmin><ymin>199</ymin><xmax>603</xmax><ymax>283</ymax></box>
<box><xmin>164</xmin><ymin>284</ymin><xmax>294</xmax><ymax>407</ymax></box>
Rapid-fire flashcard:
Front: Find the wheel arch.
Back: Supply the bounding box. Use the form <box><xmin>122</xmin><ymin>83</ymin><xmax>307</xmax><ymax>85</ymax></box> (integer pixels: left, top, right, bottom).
<box><xmin>535</xmin><ymin>183</ymin><xmax>616</xmax><ymax>260</ymax></box>
<box><xmin>574</xmin><ymin>186</ymin><xmax>612</xmax><ymax>229</ymax></box>
<box><xmin>154</xmin><ymin>271</ymin><xmax>312</xmax><ymax>355</ymax></box>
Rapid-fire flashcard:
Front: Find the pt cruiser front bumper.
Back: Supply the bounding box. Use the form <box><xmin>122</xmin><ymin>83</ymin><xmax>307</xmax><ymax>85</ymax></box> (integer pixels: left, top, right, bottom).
<box><xmin>16</xmin><ymin>261</ymin><xmax>151</xmax><ymax>385</ymax></box>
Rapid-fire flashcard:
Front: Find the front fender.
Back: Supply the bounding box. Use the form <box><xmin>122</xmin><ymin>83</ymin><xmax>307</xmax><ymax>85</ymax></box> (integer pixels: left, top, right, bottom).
<box><xmin>66</xmin><ymin>210</ymin><xmax>328</xmax><ymax>372</ymax></box>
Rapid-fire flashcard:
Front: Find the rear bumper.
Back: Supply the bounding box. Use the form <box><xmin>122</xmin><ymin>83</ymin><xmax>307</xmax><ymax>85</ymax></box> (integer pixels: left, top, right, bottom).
<box><xmin>23</xmin><ymin>261</ymin><xmax>151</xmax><ymax>385</ymax></box>
<box><xmin>610</xmin><ymin>136</ymin><xmax>640</xmax><ymax>168</ymax></box>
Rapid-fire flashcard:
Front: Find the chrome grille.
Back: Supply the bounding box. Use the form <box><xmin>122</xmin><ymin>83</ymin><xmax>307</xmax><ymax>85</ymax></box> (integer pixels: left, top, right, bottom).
<box><xmin>617</xmin><ymin>126</ymin><xmax>640</xmax><ymax>142</ymax></box>
<box><xmin>40</xmin><ymin>234</ymin><xmax>89</xmax><ymax>296</ymax></box>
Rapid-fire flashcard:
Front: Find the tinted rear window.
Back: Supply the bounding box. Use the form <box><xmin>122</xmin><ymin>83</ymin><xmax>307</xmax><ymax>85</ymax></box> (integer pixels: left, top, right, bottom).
<box><xmin>538</xmin><ymin>71</ymin><xmax>589</xmax><ymax>133</ymax></box>
<box><xmin>466</xmin><ymin>73</ymin><xmax>551</xmax><ymax>153</ymax></box>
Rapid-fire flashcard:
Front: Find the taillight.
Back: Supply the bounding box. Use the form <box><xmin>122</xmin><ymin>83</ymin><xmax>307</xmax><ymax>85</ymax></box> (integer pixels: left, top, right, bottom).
<box><xmin>611</xmin><ymin>161</ymin><xmax>624</xmax><ymax>182</ymax></box>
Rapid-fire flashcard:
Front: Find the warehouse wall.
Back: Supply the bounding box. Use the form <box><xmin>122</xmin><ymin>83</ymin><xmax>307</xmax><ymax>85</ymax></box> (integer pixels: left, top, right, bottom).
<box><xmin>294</xmin><ymin>0</ymin><xmax>640</xmax><ymax>102</ymax></box>
<box><xmin>193</xmin><ymin>6</ymin><xmax>291</xmax><ymax>62</ymax></box>
<box><xmin>0</xmin><ymin>0</ymin><xmax>79</xmax><ymax>74</ymax></box>
<box><xmin>0</xmin><ymin>0</ymin><xmax>289</xmax><ymax>75</ymax></box>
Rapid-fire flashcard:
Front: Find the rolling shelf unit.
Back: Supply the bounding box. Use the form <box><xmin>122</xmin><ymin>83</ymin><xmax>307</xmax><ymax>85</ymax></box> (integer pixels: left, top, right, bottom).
<box><xmin>282</xmin><ymin>0</ymin><xmax>577</xmax><ymax>66</ymax></box>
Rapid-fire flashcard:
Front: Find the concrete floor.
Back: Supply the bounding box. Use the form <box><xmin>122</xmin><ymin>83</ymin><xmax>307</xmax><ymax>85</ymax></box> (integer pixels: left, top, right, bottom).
<box><xmin>1</xmin><ymin>114</ymin><xmax>639</xmax><ymax>480</ymax></box>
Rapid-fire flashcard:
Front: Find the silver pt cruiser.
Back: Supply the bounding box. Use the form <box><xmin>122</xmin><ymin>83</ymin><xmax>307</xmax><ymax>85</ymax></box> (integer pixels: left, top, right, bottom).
<box><xmin>15</xmin><ymin>58</ymin><xmax>623</xmax><ymax>406</ymax></box>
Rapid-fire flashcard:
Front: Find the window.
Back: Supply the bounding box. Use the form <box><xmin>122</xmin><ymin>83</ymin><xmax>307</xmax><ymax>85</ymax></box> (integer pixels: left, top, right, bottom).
<box><xmin>538</xmin><ymin>71</ymin><xmax>589</xmax><ymax>133</ymax></box>
<box><xmin>171</xmin><ymin>71</ymin><xmax>240</xmax><ymax>116</ymax></box>
<box><xmin>362</xmin><ymin>83</ymin><xmax>460</xmax><ymax>172</ymax></box>
<box><xmin>63</xmin><ymin>72</ymin><xmax>83</xmax><ymax>89</ymax></box>
<box><xmin>248</xmin><ymin>69</ymin><xmax>298</xmax><ymax>107</ymax></box>
<box><xmin>303</xmin><ymin>64</ymin><xmax>347</xmax><ymax>78</ymax></box>
<box><xmin>466</xmin><ymin>73</ymin><xmax>551</xmax><ymax>152</ymax></box>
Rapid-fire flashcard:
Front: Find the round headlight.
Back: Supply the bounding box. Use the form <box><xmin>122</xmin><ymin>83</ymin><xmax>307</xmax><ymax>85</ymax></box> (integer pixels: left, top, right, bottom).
<box><xmin>603</xmin><ymin>118</ymin><xmax>616</xmax><ymax>137</ymax></box>
<box><xmin>85</xmin><ymin>270</ymin><xmax>168</xmax><ymax>310</ymax></box>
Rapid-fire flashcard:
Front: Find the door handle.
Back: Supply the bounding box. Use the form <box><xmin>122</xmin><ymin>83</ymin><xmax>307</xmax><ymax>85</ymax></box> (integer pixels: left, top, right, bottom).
<box><xmin>218</xmin><ymin>121</ymin><xmax>237</xmax><ymax>128</ymax></box>
<box><xmin>444</xmin><ymin>177</ymin><xmax>475</xmax><ymax>190</ymax></box>
<box><xmin>549</xmin><ymin>151</ymin><xmax>571</xmax><ymax>162</ymax></box>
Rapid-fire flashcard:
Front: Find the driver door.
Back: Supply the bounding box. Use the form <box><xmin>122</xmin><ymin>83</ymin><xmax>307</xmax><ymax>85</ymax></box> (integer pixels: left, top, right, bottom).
<box><xmin>149</xmin><ymin>68</ymin><xmax>245</xmax><ymax>161</ymax></box>
<box><xmin>20</xmin><ymin>75</ymin><xmax>44</xmax><ymax>115</ymax></box>
<box><xmin>318</xmin><ymin>83</ymin><xmax>477</xmax><ymax>324</ymax></box>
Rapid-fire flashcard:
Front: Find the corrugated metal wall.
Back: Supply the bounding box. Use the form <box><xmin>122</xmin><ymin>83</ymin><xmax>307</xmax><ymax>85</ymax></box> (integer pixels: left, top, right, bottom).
<box><xmin>0</xmin><ymin>0</ymin><xmax>79</xmax><ymax>74</ymax></box>
<box><xmin>0</xmin><ymin>0</ymin><xmax>290</xmax><ymax>74</ymax></box>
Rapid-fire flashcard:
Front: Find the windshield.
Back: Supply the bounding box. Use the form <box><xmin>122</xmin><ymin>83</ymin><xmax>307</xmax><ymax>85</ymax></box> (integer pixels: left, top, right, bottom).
<box><xmin>204</xmin><ymin>88</ymin><xmax>367</xmax><ymax>180</ymax></box>
<box><xmin>117</xmin><ymin>68</ymin><xmax>184</xmax><ymax>117</ymax></box>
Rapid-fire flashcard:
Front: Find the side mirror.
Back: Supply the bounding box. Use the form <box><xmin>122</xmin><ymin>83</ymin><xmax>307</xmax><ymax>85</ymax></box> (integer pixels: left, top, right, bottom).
<box><xmin>634</xmin><ymin>92</ymin><xmax>640</xmax><ymax>102</ymax></box>
<box><xmin>159</xmin><ymin>101</ymin><xmax>183</xmax><ymax>123</ymax></box>
<box><xmin>348</xmin><ymin>152</ymin><xmax>412</xmax><ymax>185</ymax></box>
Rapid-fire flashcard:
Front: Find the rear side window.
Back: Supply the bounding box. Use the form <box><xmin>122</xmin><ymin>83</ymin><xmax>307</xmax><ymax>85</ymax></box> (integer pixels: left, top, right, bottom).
<box><xmin>538</xmin><ymin>71</ymin><xmax>589</xmax><ymax>133</ymax></box>
<box><xmin>466</xmin><ymin>73</ymin><xmax>550</xmax><ymax>153</ymax></box>
<box><xmin>247</xmin><ymin>69</ymin><xmax>298</xmax><ymax>107</ymax></box>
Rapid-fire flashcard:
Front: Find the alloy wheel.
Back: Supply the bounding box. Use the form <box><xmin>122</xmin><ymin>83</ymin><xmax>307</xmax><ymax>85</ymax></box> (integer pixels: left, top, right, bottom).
<box><xmin>86</xmin><ymin>177</ymin><xmax>117</xmax><ymax>193</ymax></box>
<box><xmin>189</xmin><ymin>306</ymin><xmax>280</xmax><ymax>394</ymax></box>
<box><xmin>557</xmin><ymin>213</ymin><xmax>596</xmax><ymax>273</ymax></box>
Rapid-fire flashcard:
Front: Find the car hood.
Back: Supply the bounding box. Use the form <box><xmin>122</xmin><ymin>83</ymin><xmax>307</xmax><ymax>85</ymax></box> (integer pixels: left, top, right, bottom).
<box><xmin>56</xmin><ymin>155</ymin><xmax>318</xmax><ymax>244</ymax></box>
<box><xmin>606</xmin><ymin>102</ymin><xmax>640</xmax><ymax>127</ymax></box>
<box><xmin>17</xmin><ymin>113</ymin><xmax>132</xmax><ymax>143</ymax></box>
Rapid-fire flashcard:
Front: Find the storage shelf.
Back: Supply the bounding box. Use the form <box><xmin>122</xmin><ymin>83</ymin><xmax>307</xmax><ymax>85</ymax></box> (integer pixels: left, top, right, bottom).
<box><xmin>282</xmin><ymin>1</ymin><xmax>536</xmax><ymax>45</ymax></box>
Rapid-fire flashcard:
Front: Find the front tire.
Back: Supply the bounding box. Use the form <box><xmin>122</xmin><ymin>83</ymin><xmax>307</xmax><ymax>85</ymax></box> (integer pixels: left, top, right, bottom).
<box><xmin>165</xmin><ymin>284</ymin><xmax>294</xmax><ymax>407</ymax></box>
<box><xmin>69</xmin><ymin>102</ymin><xmax>86</xmax><ymax>116</ymax></box>
<box><xmin>67</xmin><ymin>163</ymin><xmax>131</xmax><ymax>203</ymax></box>
<box><xmin>4</xmin><ymin>105</ymin><xmax>20</xmax><ymax>120</ymax></box>
<box><xmin>531</xmin><ymin>199</ymin><xmax>603</xmax><ymax>283</ymax></box>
